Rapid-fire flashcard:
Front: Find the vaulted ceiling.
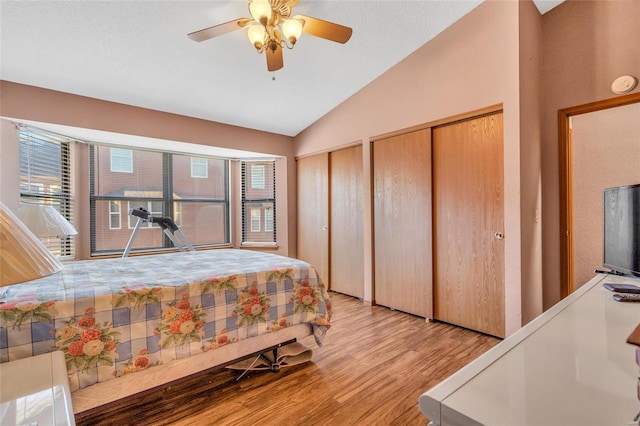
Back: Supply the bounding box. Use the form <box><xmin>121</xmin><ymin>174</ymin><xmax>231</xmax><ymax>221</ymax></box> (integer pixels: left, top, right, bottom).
<box><xmin>1</xmin><ymin>1</ymin><xmax>564</xmax><ymax>137</ymax></box>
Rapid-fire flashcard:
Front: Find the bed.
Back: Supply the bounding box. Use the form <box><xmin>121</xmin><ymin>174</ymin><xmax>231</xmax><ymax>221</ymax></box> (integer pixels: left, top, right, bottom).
<box><xmin>0</xmin><ymin>249</ymin><xmax>331</xmax><ymax>414</ymax></box>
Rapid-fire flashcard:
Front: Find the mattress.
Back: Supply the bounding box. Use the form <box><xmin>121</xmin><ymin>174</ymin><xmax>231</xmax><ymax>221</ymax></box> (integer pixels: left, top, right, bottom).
<box><xmin>0</xmin><ymin>249</ymin><xmax>331</xmax><ymax>393</ymax></box>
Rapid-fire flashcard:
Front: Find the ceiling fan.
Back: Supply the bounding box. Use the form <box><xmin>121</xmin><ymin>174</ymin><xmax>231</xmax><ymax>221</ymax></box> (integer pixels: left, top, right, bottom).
<box><xmin>188</xmin><ymin>0</ymin><xmax>353</xmax><ymax>72</ymax></box>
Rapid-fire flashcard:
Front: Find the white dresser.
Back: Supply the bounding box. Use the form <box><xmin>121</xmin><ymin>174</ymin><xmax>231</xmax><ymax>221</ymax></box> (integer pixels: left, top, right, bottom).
<box><xmin>0</xmin><ymin>350</ymin><xmax>75</xmax><ymax>426</ymax></box>
<box><xmin>419</xmin><ymin>274</ymin><xmax>640</xmax><ymax>426</ymax></box>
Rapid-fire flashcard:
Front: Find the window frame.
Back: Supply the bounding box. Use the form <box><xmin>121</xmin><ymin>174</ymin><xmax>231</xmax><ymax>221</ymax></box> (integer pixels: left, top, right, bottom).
<box><xmin>241</xmin><ymin>160</ymin><xmax>276</xmax><ymax>245</ymax></box>
<box><xmin>90</xmin><ymin>145</ymin><xmax>230</xmax><ymax>255</ymax></box>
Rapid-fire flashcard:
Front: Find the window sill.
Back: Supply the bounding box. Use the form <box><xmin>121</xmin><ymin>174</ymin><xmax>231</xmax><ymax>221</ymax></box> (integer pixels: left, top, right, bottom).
<box><xmin>89</xmin><ymin>245</ymin><xmax>234</xmax><ymax>260</ymax></box>
<box><xmin>240</xmin><ymin>242</ymin><xmax>279</xmax><ymax>249</ymax></box>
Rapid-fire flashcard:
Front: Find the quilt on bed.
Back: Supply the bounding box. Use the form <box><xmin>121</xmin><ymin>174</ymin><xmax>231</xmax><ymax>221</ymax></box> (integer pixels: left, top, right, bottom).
<box><xmin>0</xmin><ymin>249</ymin><xmax>331</xmax><ymax>391</ymax></box>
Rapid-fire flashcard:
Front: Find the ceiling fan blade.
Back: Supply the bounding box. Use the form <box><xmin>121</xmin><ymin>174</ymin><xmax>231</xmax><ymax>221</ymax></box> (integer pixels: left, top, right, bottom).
<box><xmin>266</xmin><ymin>45</ymin><xmax>284</xmax><ymax>72</ymax></box>
<box><xmin>188</xmin><ymin>18</ymin><xmax>252</xmax><ymax>42</ymax></box>
<box><xmin>293</xmin><ymin>15</ymin><xmax>352</xmax><ymax>44</ymax></box>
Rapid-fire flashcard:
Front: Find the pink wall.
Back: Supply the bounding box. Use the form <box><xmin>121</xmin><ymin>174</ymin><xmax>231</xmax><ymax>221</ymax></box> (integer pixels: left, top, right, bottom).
<box><xmin>518</xmin><ymin>0</ymin><xmax>544</xmax><ymax>323</ymax></box>
<box><xmin>541</xmin><ymin>0</ymin><xmax>640</xmax><ymax>307</ymax></box>
<box><xmin>294</xmin><ymin>0</ymin><xmax>527</xmax><ymax>334</ymax></box>
<box><xmin>0</xmin><ymin>81</ymin><xmax>297</xmax><ymax>256</ymax></box>
<box><xmin>295</xmin><ymin>1</ymin><xmax>520</xmax><ymax>155</ymax></box>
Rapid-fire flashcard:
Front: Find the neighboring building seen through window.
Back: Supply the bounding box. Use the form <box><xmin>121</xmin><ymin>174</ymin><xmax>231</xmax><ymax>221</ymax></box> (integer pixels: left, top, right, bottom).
<box><xmin>90</xmin><ymin>145</ymin><xmax>229</xmax><ymax>255</ymax></box>
<box><xmin>241</xmin><ymin>161</ymin><xmax>276</xmax><ymax>244</ymax></box>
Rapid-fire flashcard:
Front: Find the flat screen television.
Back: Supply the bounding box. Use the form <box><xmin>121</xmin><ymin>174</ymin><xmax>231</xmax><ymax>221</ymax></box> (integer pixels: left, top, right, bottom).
<box><xmin>603</xmin><ymin>183</ymin><xmax>640</xmax><ymax>277</ymax></box>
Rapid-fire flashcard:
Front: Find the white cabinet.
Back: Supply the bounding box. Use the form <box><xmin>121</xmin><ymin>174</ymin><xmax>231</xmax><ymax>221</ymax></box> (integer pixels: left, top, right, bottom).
<box><xmin>420</xmin><ymin>274</ymin><xmax>640</xmax><ymax>426</ymax></box>
<box><xmin>0</xmin><ymin>351</ymin><xmax>75</xmax><ymax>426</ymax></box>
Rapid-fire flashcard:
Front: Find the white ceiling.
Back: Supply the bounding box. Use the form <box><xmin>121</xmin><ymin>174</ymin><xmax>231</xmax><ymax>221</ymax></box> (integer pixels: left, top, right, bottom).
<box><xmin>0</xmin><ymin>1</ymin><xmax>564</xmax><ymax>139</ymax></box>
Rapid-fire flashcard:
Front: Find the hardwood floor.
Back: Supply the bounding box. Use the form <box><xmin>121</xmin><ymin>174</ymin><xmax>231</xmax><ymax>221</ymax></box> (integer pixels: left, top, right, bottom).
<box><xmin>76</xmin><ymin>292</ymin><xmax>499</xmax><ymax>426</ymax></box>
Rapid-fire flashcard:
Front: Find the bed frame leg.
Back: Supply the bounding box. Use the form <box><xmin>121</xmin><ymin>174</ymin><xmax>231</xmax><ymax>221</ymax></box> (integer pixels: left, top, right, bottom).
<box><xmin>270</xmin><ymin>348</ymin><xmax>280</xmax><ymax>372</ymax></box>
<box><xmin>233</xmin><ymin>339</ymin><xmax>298</xmax><ymax>380</ymax></box>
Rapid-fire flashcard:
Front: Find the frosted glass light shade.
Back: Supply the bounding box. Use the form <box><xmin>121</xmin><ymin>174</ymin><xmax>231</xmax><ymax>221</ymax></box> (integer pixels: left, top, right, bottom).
<box><xmin>248</xmin><ymin>24</ymin><xmax>266</xmax><ymax>48</ymax></box>
<box><xmin>0</xmin><ymin>202</ymin><xmax>63</xmax><ymax>287</ymax></box>
<box><xmin>282</xmin><ymin>19</ymin><xmax>302</xmax><ymax>44</ymax></box>
<box><xmin>249</xmin><ymin>0</ymin><xmax>272</xmax><ymax>25</ymax></box>
<box><xmin>16</xmin><ymin>204</ymin><xmax>77</xmax><ymax>237</ymax></box>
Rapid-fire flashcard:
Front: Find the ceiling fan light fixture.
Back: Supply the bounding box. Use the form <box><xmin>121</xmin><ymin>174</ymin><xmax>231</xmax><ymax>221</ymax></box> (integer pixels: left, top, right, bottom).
<box><xmin>188</xmin><ymin>1</ymin><xmax>353</xmax><ymax>72</ymax></box>
<box><xmin>249</xmin><ymin>0</ymin><xmax>272</xmax><ymax>26</ymax></box>
<box><xmin>282</xmin><ymin>18</ymin><xmax>303</xmax><ymax>45</ymax></box>
<box><xmin>248</xmin><ymin>24</ymin><xmax>266</xmax><ymax>50</ymax></box>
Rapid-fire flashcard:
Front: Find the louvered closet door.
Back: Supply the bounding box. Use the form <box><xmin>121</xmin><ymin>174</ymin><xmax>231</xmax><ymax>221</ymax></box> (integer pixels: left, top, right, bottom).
<box><xmin>373</xmin><ymin>129</ymin><xmax>432</xmax><ymax>317</ymax></box>
<box><xmin>433</xmin><ymin>112</ymin><xmax>505</xmax><ymax>337</ymax></box>
<box><xmin>330</xmin><ymin>145</ymin><xmax>363</xmax><ymax>298</ymax></box>
<box><xmin>297</xmin><ymin>153</ymin><xmax>329</xmax><ymax>286</ymax></box>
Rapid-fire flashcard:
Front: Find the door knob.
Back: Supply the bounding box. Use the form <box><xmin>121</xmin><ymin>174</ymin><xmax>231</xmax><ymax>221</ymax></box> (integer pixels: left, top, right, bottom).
<box><xmin>494</xmin><ymin>232</ymin><xmax>504</xmax><ymax>240</ymax></box>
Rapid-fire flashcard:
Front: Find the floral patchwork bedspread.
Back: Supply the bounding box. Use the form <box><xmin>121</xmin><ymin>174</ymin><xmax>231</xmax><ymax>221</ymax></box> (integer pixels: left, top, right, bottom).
<box><xmin>0</xmin><ymin>249</ymin><xmax>331</xmax><ymax>391</ymax></box>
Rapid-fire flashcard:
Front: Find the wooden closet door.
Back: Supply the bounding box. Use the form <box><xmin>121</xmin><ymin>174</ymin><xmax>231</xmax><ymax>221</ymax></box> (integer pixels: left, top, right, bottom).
<box><xmin>373</xmin><ymin>129</ymin><xmax>432</xmax><ymax>317</ymax></box>
<box><xmin>330</xmin><ymin>145</ymin><xmax>364</xmax><ymax>298</ymax></box>
<box><xmin>433</xmin><ymin>112</ymin><xmax>505</xmax><ymax>337</ymax></box>
<box><xmin>297</xmin><ymin>153</ymin><xmax>329</xmax><ymax>285</ymax></box>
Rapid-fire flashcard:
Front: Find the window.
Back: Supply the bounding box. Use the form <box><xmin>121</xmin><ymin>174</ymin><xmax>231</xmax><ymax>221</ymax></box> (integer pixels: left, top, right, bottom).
<box><xmin>109</xmin><ymin>200</ymin><xmax>121</xmax><ymax>229</ymax></box>
<box><xmin>90</xmin><ymin>145</ymin><xmax>229</xmax><ymax>255</ymax></box>
<box><xmin>250</xmin><ymin>208</ymin><xmax>261</xmax><ymax>232</ymax></box>
<box><xmin>19</xmin><ymin>125</ymin><xmax>74</xmax><ymax>258</ymax></box>
<box><xmin>173</xmin><ymin>201</ymin><xmax>182</xmax><ymax>227</ymax></box>
<box><xmin>264</xmin><ymin>207</ymin><xmax>274</xmax><ymax>232</ymax></box>
<box><xmin>110</xmin><ymin>148</ymin><xmax>133</xmax><ymax>173</ymax></box>
<box><xmin>250</xmin><ymin>164</ymin><xmax>266</xmax><ymax>189</ymax></box>
<box><xmin>241</xmin><ymin>161</ymin><xmax>276</xmax><ymax>244</ymax></box>
<box><xmin>24</xmin><ymin>182</ymin><xmax>44</xmax><ymax>194</ymax></box>
<box><xmin>190</xmin><ymin>157</ymin><xmax>208</xmax><ymax>178</ymax></box>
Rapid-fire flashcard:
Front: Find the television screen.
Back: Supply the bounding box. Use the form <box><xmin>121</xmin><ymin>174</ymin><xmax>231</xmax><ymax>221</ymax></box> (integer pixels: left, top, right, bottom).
<box><xmin>603</xmin><ymin>184</ymin><xmax>640</xmax><ymax>277</ymax></box>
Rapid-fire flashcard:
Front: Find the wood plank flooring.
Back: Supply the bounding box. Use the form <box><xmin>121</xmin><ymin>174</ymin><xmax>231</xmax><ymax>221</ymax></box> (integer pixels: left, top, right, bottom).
<box><xmin>76</xmin><ymin>292</ymin><xmax>499</xmax><ymax>426</ymax></box>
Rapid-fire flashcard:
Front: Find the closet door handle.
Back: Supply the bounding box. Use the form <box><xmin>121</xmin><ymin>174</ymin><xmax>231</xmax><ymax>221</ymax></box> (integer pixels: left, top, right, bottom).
<box><xmin>494</xmin><ymin>232</ymin><xmax>504</xmax><ymax>240</ymax></box>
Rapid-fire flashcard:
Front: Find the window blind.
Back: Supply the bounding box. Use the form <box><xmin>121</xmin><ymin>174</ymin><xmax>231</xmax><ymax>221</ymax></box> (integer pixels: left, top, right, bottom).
<box><xmin>19</xmin><ymin>125</ymin><xmax>75</xmax><ymax>258</ymax></box>
<box><xmin>241</xmin><ymin>161</ymin><xmax>276</xmax><ymax>244</ymax></box>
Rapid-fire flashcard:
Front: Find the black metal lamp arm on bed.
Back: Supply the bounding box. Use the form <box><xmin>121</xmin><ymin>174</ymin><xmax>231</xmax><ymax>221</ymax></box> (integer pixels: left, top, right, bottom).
<box><xmin>123</xmin><ymin>207</ymin><xmax>195</xmax><ymax>257</ymax></box>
